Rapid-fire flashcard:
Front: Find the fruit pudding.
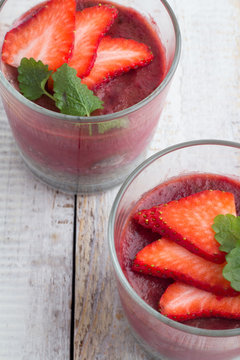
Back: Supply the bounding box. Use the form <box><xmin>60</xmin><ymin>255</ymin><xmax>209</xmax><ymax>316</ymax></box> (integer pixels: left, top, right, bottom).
<box><xmin>2</xmin><ymin>0</ymin><xmax>166</xmax><ymax>115</ymax></box>
<box><xmin>0</xmin><ymin>0</ymin><xmax>179</xmax><ymax>192</ymax></box>
<box><xmin>120</xmin><ymin>173</ymin><xmax>240</xmax><ymax>330</ymax></box>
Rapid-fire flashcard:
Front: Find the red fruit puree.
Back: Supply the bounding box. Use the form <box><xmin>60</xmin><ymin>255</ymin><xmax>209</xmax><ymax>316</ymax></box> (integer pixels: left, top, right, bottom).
<box><xmin>1</xmin><ymin>0</ymin><xmax>168</xmax><ymax>190</ymax></box>
<box><xmin>4</xmin><ymin>0</ymin><xmax>166</xmax><ymax>115</ymax></box>
<box><xmin>120</xmin><ymin>173</ymin><xmax>240</xmax><ymax>330</ymax></box>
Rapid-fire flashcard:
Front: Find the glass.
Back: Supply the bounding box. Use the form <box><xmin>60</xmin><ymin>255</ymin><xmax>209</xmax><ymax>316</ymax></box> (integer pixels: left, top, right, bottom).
<box><xmin>108</xmin><ymin>140</ymin><xmax>240</xmax><ymax>360</ymax></box>
<box><xmin>0</xmin><ymin>0</ymin><xmax>181</xmax><ymax>194</ymax></box>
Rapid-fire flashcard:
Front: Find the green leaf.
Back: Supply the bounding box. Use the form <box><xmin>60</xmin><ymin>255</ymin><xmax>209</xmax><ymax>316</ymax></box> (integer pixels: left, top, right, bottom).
<box><xmin>52</xmin><ymin>64</ymin><xmax>103</xmax><ymax>116</ymax></box>
<box><xmin>98</xmin><ymin>117</ymin><xmax>129</xmax><ymax>134</ymax></box>
<box><xmin>17</xmin><ymin>58</ymin><xmax>103</xmax><ymax>117</ymax></box>
<box><xmin>223</xmin><ymin>247</ymin><xmax>240</xmax><ymax>291</ymax></box>
<box><xmin>212</xmin><ymin>214</ymin><xmax>240</xmax><ymax>253</ymax></box>
<box><xmin>212</xmin><ymin>214</ymin><xmax>240</xmax><ymax>291</ymax></box>
<box><xmin>18</xmin><ymin>57</ymin><xmax>52</xmax><ymax>100</ymax></box>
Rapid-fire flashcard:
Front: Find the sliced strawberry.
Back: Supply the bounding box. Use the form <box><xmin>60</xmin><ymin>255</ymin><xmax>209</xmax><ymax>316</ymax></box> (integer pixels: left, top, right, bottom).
<box><xmin>68</xmin><ymin>5</ymin><xmax>118</xmax><ymax>78</ymax></box>
<box><xmin>132</xmin><ymin>237</ymin><xmax>237</xmax><ymax>296</ymax></box>
<box><xmin>2</xmin><ymin>0</ymin><xmax>76</xmax><ymax>71</ymax></box>
<box><xmin>134</xmin><ymin>190</ymin><xmax>236</xmax><ymax>263</ymax></box>
<box><xmin>81</xmin><ymin>36</ymin><xmax>154</xmax><ymax>89</ymax></box>
<box><xmin>12</xmin><ymin>1</ymin><xmax>49</xmax><ymax>28</ymax></box>
<box><xmin>159</xmin><ymin>282</ymin><xmax>240</xmax><ymax>322</ymax></box>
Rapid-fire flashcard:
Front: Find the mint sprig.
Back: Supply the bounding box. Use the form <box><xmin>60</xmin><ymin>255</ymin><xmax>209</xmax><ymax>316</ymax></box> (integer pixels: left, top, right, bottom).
<box><xmin>18</xmin><ymin>58</ymin><xmax>103</xmax><ymax>116</ymax></box>
<box><xmin>212</xmin><ymin>214</ymin><xmax>240</xmax><ymax>253</ymax></box>
<box><xmin>212</xmin><ymin>214</ymin><xmax>240</xmax><ymax>291</ymax></box>
<box><xmin>18</xmin><ymin>57</ymin><xmax>53</xmax><ymax>100</ymax></box>
<box><xmin>52</xmin><ymin>63</ymin><xmax>103</xmax><ymax>116</ymax></box>
<box><xmin>223</xmin><ymin>248</ymin><xmax>240</xmax><ymax>291</ymax></box>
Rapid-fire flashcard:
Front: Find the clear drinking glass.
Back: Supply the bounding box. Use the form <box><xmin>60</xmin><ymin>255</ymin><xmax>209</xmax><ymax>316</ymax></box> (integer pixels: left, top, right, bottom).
<box><xmin>0</xmin><ymin>0</ymin><xmax>181</xmax><ymax>194</ymax></box>
<box><xmin>108</xmin><ymin>140</ymin><xmax>240</xmax><ymax>360</ymax></box>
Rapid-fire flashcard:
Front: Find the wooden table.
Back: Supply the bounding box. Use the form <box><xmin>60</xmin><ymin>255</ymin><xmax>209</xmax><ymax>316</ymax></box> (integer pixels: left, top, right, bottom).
<box><xmin>1</xmin><ymin>0</ymin><xmax>240</xmax><ymax>359</ymax></box>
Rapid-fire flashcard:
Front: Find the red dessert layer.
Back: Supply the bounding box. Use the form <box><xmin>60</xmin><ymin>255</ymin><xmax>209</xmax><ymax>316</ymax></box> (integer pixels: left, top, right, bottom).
<box><xmin>3</xmin><ymin>0</ymin><xmax>166</xmax><ymax>115</ymax></box>
<box><xmin>0</xmin><ymin>0</ymin><xmax>169</xmax><ymax>185</ymax></box>
<box><xmin>120</xmin><ymin>173</ymin><xmax>240</xmax><ymax>330</ymax></box>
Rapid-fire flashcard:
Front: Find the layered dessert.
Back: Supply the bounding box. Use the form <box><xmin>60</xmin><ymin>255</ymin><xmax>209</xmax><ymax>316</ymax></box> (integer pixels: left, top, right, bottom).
<box><xmin>0</xmin><ymin>0</ymin><xmax>174</xmax><ymax>192</ymax></box>
<box><xmin>120</xmin><ymin>173</ymin><xmax>240</xmax><ymax>330</ymax></box>
<box><xmin>2</xmin><ymin>0</ymin><xmax>166</xmax><ymax>115</ymax></box>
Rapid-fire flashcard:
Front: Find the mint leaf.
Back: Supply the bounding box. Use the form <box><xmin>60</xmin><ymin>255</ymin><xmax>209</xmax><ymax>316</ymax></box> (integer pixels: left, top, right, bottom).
<box><xmin>212</xmin><ymin>213</ymin><xmax>240</xmax><ymax>291</ymax></box>
<box><xmin>18</xmin><ymin>58</ymin><xmax>52</xmax><ymax>100</ymax></box>
<box><xmin>223</xmin><ymin>247</ymin><xmax>240</xmax><ymax>291</ymax></box>
<box><xmin>52</xmin><ymin>63</ymin><xmax>103</xmax><ymax>116</ymax></box>
<box><xmin>98</xmin><ymin>117</ymin><xmax>129</xmax><ymax>134</ymax></box>
<box><xmin>212</xmin><ymin>214</ymin><xmax>240</xmax><ymax>253</ymax></box>
<box><xmin>17</xmin><ymin>58</ymin><xmax>103</xmax><ymax>117</ymax></box>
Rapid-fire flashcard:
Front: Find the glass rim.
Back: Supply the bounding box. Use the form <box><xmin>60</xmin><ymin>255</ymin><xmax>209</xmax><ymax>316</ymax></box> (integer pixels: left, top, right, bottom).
<box><xmin>108</xmin><ymin>139</ymin><xmax>240</xmax><ymax>338</ymax></box>
<box><xmin>0</xmin><ymin>0</ymin><xmax>181</xmax><ymax>124</ymax></box>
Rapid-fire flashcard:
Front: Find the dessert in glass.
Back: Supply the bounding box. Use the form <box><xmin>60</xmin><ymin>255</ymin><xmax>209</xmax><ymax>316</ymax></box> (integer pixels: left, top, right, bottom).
<box><xmin>108</xmin><ymin>140</ymin><xmax>240</xmax><ymax>360</ymax></box>
<box><xmin>0</xmin><ymin>0</ymin><xmax>181</xmax><ymax>193</ymax></box>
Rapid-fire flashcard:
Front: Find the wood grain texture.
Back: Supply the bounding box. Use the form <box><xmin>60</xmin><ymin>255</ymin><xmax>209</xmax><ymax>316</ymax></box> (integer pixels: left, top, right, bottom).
<box><xmin>0</xmin><ymin>0</ymin><xmax>240</xmax><ymax>359</ymax></box>
<box><xmin>74</xmin><ymin>190</ymin><xmax>149</xmax><ymax>360</ymax></box>
<box><xmin>0</xmin><ymin>100</ymin><xmax>74</xmax><ymax>360</ymax></box>
<box><xmin>150</xmin><ymin>0</ymin><xmax>240</xmax><ymax>153</ymax></box>
<box><xmin>74</xmin><ymin>0</ymin><xmax>240</xmax><ymax>359</ymax></box>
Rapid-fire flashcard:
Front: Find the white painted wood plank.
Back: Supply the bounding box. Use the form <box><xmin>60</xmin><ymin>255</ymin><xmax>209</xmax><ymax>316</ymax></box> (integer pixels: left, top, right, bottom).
<box><xmin>0</xmin><ymin>99</ymin><xmax>74</xmax><ymax>360</ymax></box>
<box><xmin>1</xmin><ymin>0</ymin><xmax>240</xmax><ymax>359</ymax></box>
<box><xmin>150</xmin><ymin>0</ymin><xmax>240</xmax><ymax>153</ymax></box>
<box><xmin>74</xmin><ymin>0</ymin><xmax>240</xmax><ymax>359</ymax></box>
<box><xmin>74</xmin><ymin>190</ymin><xmax>155</xmax><ymax>360</ymax></box>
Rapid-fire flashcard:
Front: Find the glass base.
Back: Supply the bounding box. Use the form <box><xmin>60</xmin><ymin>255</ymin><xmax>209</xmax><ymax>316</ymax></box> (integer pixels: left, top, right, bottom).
<box><xmin>18</xmin><ymin>147</ymin><xmax>147</xmax><ymax>194</ymax></box>
<box><xmin>129</xmin><ymin>324</ymin><xmax>166</xmax><ymax>360</ymax></box>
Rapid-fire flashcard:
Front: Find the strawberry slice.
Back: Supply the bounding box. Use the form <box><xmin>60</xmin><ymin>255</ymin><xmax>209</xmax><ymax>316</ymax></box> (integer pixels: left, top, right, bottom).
<box><xmin>132</xmin><ymin>237</ymin><xmax>237</xmax><ymax>296</ymax></box>
<box><xmin>68</xmin><ymin>5</ymin><xmax>118</xmax><ymax>78</ymax></box>
<box><xmin>81</xmin><ymin>36</ymin><xmax>154</xmax><ymax>89</ymax></box>
<box><xmin>12</xmin><ymin>1</ymin><xmax>49</xmax><ymax>28</ymax></box>
<box><xmin>2</xmin><ymin>0</ymin><xmax>76</xmax><ymax>71</ymax></box>
<box><xmin>159</xmin><ymin>282</ymin><xmax>240</xmax><ymax>322</ymax></box>
<box><xmin>134</xmin><ymin>190</ymin><xmax>236</xmax><ymax>263</ymax></box>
